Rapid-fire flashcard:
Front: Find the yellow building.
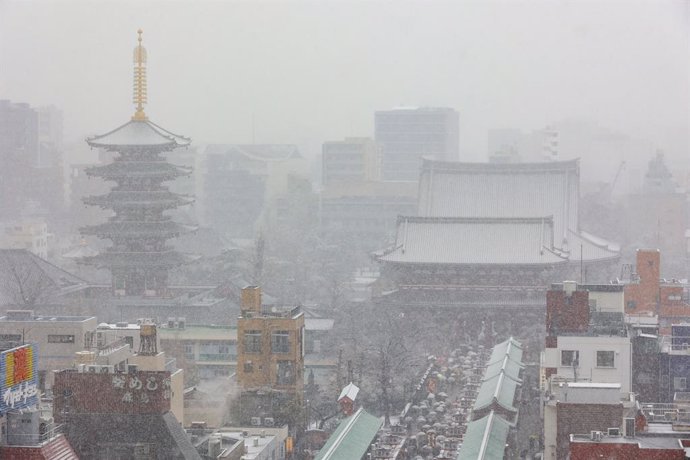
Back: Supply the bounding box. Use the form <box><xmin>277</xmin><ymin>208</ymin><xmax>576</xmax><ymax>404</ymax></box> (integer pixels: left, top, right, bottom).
<box><xmin>236</xmin><ymin>286</ymin><xmax>305</xmax><ymax>426</ymax></box>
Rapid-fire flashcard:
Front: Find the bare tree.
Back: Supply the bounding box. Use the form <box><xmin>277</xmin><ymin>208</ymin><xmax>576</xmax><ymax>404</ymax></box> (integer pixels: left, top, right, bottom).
<box><xmin>361</xmin><ymin>306</ymin><xmax>426</xmax><ymax>426</ymax></box>
<box><xmin>0</xmin><ymin>252</ymin><xmax>55</xmax><ymax>307</ymax></box>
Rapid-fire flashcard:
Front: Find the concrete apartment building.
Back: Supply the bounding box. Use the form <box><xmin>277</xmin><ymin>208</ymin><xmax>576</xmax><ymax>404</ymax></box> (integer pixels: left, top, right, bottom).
<box><xmin>0</xmin><ymin>310</ymin><xmax>97</xmax><ymax>388</ymax></box>
<box><xmin>236</xmin><ymin>286</ymin><xmax>305</xmax><ymax>426</ymax></box>
<box><xmin>375</xmin><ymin>107</ymin><xmax>459</xmax><ymax>181</ymax></box>
<box><xmin>159</xmin><ymin>323</ymin><xmax>237</xmax><ymax>379</ymax></box>
<box><xmin>541</xmin><ymin>281</ymin><xmax>638</xmax><ymax>458</ymax></box>
<box><xmin>542</xmin><ymin>281</ymin><xmax>632</xmax><ymax>392</ymax></box>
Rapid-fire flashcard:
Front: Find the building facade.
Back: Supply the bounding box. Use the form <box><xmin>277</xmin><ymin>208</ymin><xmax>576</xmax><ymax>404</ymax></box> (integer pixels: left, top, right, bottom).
<box><xmin>236</xmin><ymin>286</ymin><xmax>305</xmax><ymax>426</ymax></box>
<box><xmin>375</xmin><ymin>107</ymin><xmax>459</xmax><ymax>181</ymax></box>
<box><xmin>322</xmin><ymin>137</ymin><xmax>379</xmax><ymax>185</ymax></box>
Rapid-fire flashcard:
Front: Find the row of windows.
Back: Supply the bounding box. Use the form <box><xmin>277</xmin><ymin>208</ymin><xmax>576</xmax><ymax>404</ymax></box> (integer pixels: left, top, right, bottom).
<box><xmin>48</xmin><ymin>334</ymin><xmax>75</xmax><ymax>344</ymax></box>
<box><xmin>243</xmin><ymin>331</ymin><xmax>291</xmax><ymax>354</ymax></box>
<box><xmin>560</xmin><ymin>350</ymin><xmax>615</xmax><ymax>368</ymax></box>
<box><xmin>243</xmin><ymin>360</ymin><xmax>296</xmax><ymax>385</ymax></box>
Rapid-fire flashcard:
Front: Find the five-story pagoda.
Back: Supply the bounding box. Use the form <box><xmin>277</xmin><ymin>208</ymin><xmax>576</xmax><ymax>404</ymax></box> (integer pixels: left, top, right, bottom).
<box><xmin>82</xmin><ymin>30</ymin><xmax>196</xmax><ymax>297</ymax></box>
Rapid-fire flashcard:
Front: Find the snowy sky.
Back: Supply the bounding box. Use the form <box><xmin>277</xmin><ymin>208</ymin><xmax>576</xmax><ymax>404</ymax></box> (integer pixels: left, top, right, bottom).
<box><xmin>0</xmin><ymin>0</ymin><xmax>687</xmax><ymax>162</ymax></box>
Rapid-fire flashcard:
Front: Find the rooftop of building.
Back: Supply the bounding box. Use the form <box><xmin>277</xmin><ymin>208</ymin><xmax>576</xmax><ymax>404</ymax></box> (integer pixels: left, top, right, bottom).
<box><xmin>305</xmin><ymin>318</ymin><xmax>335</xmax><ymax>331</ymax></box>
<box><xmin>374</xmin><ymin>284</ymin><xmax>547</xmax><ymax>309</ymax></box>
<box><xmin>158</xmin><ymin>324</ymin><xmax>237</xmax><ymax>341</ymax></box>
<box><xmin>570</xmin><ymin>433</ymin><xmax>684</xmax><ymax>450</ymax></box>
<box><xmin>240</xmin><ymin>305</ymin><xmax>303</xmax><ymax>320</ymax></box>
<box><xmin>551</xmin><ymin>310</ymin><xmax>628</xmax><ymax>338</ymax></box>
<box><xmin>376</xmin><ymin>216</ymin><xmax>619</xmax><ymax>267</ymax></box>
<box><xmin>546</xmin><ymin>381</ymin><xmax>633</xmax><ymax>406</ymax></box>
<box><xmin>550</xmin><ymin>282</ymin><xmax>625</xmax><ymax>292</ymax></box>
<box><xmin>315</xmin><ymin>408</ymin><xmax>383</xmax><ymax>460</ymax></box>
<box><xmin>376</xmin><ymin>106</ymin><xmax>458</xmax><ymax>113</ymax></box>
<box><xmin>0</xmin><ymin>310</ymin><xmax>95</xmax><ymax>323</ymax></box>
<box><xmin>0</xmin><ymin>249</ymin><xmax>90</xmax><ymax>305</ymax></box>
<box><xmin>412</xmin><ymin>158</ymin><xmax>619</xmax><ymax>266</ymax></box>
<box><xmin>456</xmin><ymin>411</ymin><xmax>512</xmax><ymax>460</ymax></box>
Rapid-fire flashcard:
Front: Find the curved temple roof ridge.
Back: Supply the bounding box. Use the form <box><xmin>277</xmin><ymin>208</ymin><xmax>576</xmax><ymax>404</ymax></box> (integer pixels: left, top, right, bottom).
<box><xmin>421</xmin><ymin>156</ymin><xmax>580</xmax><ymax>173</ymax></box>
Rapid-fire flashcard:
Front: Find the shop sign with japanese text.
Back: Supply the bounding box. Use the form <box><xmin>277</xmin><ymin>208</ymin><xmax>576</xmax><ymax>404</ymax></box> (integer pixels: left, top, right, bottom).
<box><xmin>0</xmin><ymin>344</ymin><xmax>39</xmax><ymax>414</ymax></box>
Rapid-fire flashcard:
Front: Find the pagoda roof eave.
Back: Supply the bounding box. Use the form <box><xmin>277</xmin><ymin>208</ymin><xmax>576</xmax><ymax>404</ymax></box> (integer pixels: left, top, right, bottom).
<box><xmin>80</xmin><ymin>222</ymin><xmax>198</xmax><ymax>238</ymax></box>
<box><xmin>86</xmin><ymin>119</ymin><xmax>191</xmax><ymax>149</ymax></box>
<box><xmin>80</xmin><ymin>251</ymin><xmax>198</xmax><ymax>268</ymax></box>
<box><xmin>85</xmin><ymin>162</ymin><xmax>192</xmax><ymax>179</ymax></box>
<box><xmin>83</xmin><ymin>192</ymin><xmax>193</xmax><ymax>209</ymax></box>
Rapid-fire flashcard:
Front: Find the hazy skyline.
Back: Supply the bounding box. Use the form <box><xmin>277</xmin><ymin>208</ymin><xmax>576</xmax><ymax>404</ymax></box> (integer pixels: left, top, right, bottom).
<box><xmin>0</xmin><ymin>0</ymin><xmax>687</xmax><ymax>165</ymax></box>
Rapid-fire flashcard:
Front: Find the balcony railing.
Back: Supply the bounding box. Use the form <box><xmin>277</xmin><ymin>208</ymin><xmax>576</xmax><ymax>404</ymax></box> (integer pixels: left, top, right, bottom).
<box><xmin>97</xmin><ymin>337</ymin><xmax>130</xmax><ymax>357</ymax></box>
<box><xmin>6</xmin><ymin>424</ymin><xmax>65</xmax><ymax>446</ymax></box>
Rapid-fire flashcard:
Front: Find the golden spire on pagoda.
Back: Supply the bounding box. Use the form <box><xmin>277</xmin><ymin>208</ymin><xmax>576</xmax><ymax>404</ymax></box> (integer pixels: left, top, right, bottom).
<box><xmin>132</xmin><ymin>29</ymin><xmax>148</xmax><ymax>121</ymax></box>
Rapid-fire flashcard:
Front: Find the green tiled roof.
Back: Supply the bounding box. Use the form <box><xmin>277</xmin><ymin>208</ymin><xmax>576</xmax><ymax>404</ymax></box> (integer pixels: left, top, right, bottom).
<box><xmin>315</xmin><ymin>408</ymin><xmax>382</xmax><ymax>460</ymax></box>
<box><xmin>473</xmin><ymin>372</ymin><xmax>519</xmax><ymax>413</ymax></box>
<box><xmin>457</xmin><ymin>411</ymin><xmax>511</xmax><ymax>460</ymax></box>
<box><xmin>484</xmin><ymin>355</ymin><xmax>523</xmax><ymax>382</ymax></box>
<box><xmin>488</xmin><ymin>337</ymin><xmax>523</xmax><ymax>364</ymax></box>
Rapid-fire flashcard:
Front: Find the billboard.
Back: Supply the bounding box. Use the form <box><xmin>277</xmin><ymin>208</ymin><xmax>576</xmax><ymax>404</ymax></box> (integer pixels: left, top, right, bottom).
<box><xmin>0</xmin><ymin>344</ymin><xmax>39</xmax><ymax>414</ymax></box>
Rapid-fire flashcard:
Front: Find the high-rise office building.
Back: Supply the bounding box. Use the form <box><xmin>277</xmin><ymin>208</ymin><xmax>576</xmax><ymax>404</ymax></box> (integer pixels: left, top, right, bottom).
<box><xmin>0</xmin><ymin>101</ymin><xmax>65</xmax><ymax>219</ymax></box>
<box><xmin>375</xmin><ymin>107</ymin><xmax>459</xmax><ymax>181</ymax></box>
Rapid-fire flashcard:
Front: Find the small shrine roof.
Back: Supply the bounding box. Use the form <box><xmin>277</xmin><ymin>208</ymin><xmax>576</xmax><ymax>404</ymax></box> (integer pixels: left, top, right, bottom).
<box><xmin>338</xmin><ymin>382</ymin><xmax>360</xmax><ymax>402</ymax></box>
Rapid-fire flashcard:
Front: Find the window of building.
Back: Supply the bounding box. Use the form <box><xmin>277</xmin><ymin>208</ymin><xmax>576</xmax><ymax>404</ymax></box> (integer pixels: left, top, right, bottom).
<box><xmin>244</xmin><ymin>361</ymin><xmax>253</xmax><ymax>373</ymax></box>
<box><xmin>244</xmin><ymin>331</ymin><xmax>262</xmax><ymax>353</ymax></box>
<box><xmin>271</xmin><ymin>331</ymin><xmax>290</xmax><ymax>354</ymax></box>
<box><xmin>276</xmin><ymin>360</ymin><xmax>295</xmax><ymax>385</ymax></box>
<box><xmin>0</xmin><ymin>334</ymin><xmax>21</xmax><ymax>342</ymax></box>
<box><xmin>47</xmin><ymin>334</ymin><xmax>75</xmax><ymax>344</ymax></box>
<box><xmin>183</xmin><ymin>343</ymin><xmax>194</xmax><ymax>359</ymax></box>
<box><xmin>561</xmin><ymin>350</ymin><xmax>579</xmax><ymax>366</ymax></box>
<box><xmin>596</xmin><ymin>351</ymin><xmax>615</xmax><ymax>368</ymax></box>
<box><xmin>675</xmin><ymin>377</ymin><xmax>687</xmax><ymax>390</ymax></box>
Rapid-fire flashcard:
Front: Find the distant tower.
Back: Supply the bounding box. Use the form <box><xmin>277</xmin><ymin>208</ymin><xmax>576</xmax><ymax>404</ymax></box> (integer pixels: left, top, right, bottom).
<box><xmin>81</xmin><ymin>30</ymin><xmax>196</xmax><ymax>297</ymax></box>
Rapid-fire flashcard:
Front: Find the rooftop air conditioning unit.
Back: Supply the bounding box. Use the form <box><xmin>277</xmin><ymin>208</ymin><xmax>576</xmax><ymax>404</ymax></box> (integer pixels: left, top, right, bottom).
<box><xmin>250</xmin><ymin>417</ymin><xmax>261</xmax><ymax>426</ymax></box>
<box><xmin>86</xmin><ymin>365</ymin><xmax>99</xmax><ymax>373</ymax></box>
<box><xmin>99</xmin><ymin>365</ymin><xmax>114</xmax><ymax>374</ymax></box>
<box><xmin>128</xmin><ymin>364</ymin><xmax>138</xmax><ymax>374</ymax></box>
<box><xmin>607</xmin><ymin>427</ymin><xmax>620</xmax><ymax>436</ymax></box>
<box><xmin>590</xmin><ymin>431</ymin><xmax>603</xmax><ymax>442</ymax></box>
<box><xmin>263</xmin><ymin>417</ymin><xmax>275</xmax><ymax>427</ymax></box>
<box><xmin>167</xmin><ymin>318</ymin><xmax>176</xmax><ymax>328</ymax></box>
<box><xmin>177</xmin><ymin>317</ymin><xmax>186</xmax><ymax>329</ymax></box>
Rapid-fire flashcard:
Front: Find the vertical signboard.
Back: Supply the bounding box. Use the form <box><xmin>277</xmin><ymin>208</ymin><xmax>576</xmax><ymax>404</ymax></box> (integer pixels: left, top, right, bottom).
<box><xmin>0</xmin><ymin>344</ymin><xmax>39</xmax><ymax>414</ymax></box>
